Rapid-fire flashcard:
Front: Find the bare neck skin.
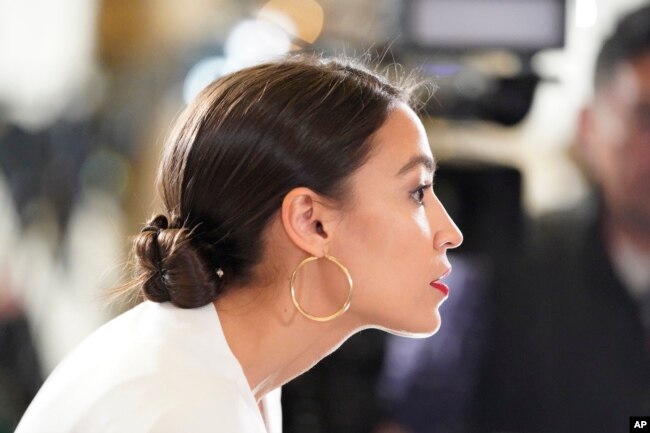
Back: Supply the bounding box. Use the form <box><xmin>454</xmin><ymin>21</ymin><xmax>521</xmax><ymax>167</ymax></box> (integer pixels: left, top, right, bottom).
<box><xmin>214</xmin><ymin>278</ymin><xmax>360</xmax><ymax>402</ymax></box>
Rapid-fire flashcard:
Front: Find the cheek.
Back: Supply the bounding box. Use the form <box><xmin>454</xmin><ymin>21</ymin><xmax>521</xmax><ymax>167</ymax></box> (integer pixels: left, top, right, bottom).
<box><xmin>340</xmin><ymin>206</ymin><xmax>433</xmax><ymax>277</ymax></box>
<box><xmin>591</xmin><ymin>141</ymin><xmax>622</xmax><ymax>184</ymax></box>
<box><xmin>413</xmin><ymin>208</ymin><xmax>433</xmax><ymax>240</ymax></box>
<box><xmin>591</xmin><ymin>109</ymin><xmax>627</xmax><ymax>175</ymax></box>
<box><xmin>384</xmin><ymin>210</ymin><xmax>433</xmax><ymax>263</ymax></box>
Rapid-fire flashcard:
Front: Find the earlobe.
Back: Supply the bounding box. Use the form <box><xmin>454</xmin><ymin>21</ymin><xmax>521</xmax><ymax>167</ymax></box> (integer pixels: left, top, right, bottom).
<box><xmin>281</xmin><ymin>188</ymin><xmax>333</xmax><ymax>257</ymax></box>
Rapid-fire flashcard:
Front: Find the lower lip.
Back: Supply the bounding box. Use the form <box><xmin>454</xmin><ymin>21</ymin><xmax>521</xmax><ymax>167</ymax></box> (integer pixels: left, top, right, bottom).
<box><xmin>430</xmin><ymin>281</ymin><xmax>449</xmax><ymax>296</ymax></box>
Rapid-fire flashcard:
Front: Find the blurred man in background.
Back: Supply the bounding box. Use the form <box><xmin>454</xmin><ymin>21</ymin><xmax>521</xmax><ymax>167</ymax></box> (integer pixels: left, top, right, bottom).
<box><xmin>379</xmin><ymin>4</ymin><xmax>650</xmax><ymax>433</ymax></box>
<box><xmin>461</xmin><ymin>4</ymin><xmax>650</xmax><ymax>432</ymax></box>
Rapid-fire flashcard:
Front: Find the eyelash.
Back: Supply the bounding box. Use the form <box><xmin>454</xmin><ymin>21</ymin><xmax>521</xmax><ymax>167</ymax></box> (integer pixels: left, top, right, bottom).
<box><xmin>410</xmin><ymin>182</ymin><xmax>433</xmax><ymax>206</ymax></box>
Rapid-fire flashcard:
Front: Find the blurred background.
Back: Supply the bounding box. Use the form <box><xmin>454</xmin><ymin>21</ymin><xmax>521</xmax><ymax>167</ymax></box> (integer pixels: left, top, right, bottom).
<box><xmin>1</xmin><ymin>0</ymin><xmax>649</xmax><ymax>432</ymax></box>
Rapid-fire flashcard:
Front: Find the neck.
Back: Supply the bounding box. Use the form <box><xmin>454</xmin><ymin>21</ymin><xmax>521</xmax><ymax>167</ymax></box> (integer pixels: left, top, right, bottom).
<box><xmin>213</xmin><ymin>280</ymin><xmax>361</xmax><ymax>402</ymax></box>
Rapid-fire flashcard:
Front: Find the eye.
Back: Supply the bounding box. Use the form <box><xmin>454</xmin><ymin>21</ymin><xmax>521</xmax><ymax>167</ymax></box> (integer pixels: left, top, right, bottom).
<box><xmin>410</xmin><ymin>183</ymin><xmax>433</xmax><ymax>206</ymax></box>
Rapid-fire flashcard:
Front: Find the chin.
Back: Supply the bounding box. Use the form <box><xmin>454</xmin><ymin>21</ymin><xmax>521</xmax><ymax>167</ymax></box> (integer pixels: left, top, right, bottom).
<box><xmin>379</xmin><ymin>312</ymin><xmax>442</xmax><ymax>339</ymax></box>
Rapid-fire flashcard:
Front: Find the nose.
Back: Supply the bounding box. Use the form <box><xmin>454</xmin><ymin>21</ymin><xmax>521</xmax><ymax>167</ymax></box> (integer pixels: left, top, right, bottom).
<box><xmin>430</xmin><ymin>196</ymin><xmax>463</xmax><ymax>251</ymax></box>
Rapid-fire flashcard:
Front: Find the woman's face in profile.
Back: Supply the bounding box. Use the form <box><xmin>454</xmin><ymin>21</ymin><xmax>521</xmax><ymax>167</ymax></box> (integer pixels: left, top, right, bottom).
<box><xmin>332</xmin><ymin>103</ymin><xmax>462</xmax><ymax>337</ymax></box>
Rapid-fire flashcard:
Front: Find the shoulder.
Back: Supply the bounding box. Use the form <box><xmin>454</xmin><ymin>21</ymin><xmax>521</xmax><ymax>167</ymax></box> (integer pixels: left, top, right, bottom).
<box><xmin>18</xmin><ymin>379</ymin><xmax>262</xmax><ymax>433</ymax></box>
<box><xmin>17</xmin><ymin>302</ymin><xmax>267</xmax><ymax>433</ymax></box>
<box><xmin>17</xmin><ymin>343</ymin><xmax>264</xmax><ymax>433</ymax></box>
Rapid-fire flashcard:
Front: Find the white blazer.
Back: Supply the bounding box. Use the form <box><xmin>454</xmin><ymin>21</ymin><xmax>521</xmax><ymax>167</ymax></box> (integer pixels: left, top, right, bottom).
<box><xmin>15</xmin><ymin>301</ymin><xmax>282</xmax><ymax>433</ymax></box>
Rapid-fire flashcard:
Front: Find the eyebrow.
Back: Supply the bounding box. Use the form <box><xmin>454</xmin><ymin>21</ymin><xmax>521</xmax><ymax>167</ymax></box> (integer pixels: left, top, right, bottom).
<box><xmin>396</xmin><ymin>154</ymin><xmax>437</xmax><ymax>177</ymax></box>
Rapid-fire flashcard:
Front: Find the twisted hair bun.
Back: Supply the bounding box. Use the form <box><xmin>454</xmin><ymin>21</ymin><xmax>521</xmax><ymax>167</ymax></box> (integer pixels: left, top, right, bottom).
<box><xmin>134</xmin><ymin>215</ymin><xmax>221</xmax><ymax>308</ymax></box>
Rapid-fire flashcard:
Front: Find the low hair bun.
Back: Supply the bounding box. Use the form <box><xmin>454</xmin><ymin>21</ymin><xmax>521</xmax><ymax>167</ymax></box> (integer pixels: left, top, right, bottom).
<box><xmin>134</xmin><ymin>216</ymin><xmax>220</xmax><ymax>308</ymax></box>
<box><xmin>141</xmin><ymin>214</ymin><xmax>169</xmax><ymax>233</ymax></box>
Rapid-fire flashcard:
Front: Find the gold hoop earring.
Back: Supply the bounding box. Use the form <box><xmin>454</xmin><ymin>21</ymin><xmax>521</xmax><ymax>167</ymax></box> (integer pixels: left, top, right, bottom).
<box><xmin>290</xmin><ymin>254</ymin><xmax>353</xmax><ymax>322</ymax></box>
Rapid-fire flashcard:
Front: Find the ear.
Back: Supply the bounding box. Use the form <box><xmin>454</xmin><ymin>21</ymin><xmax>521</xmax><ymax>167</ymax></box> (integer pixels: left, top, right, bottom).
<box><xmin>281</xmin><ymin>187</ymin><xmax>339</xmax><ymax>257</ymax></box>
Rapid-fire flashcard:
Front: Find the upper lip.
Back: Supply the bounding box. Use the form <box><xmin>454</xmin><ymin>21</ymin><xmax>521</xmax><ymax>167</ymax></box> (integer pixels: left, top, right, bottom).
<box><xmin>432</xmin><ymin>267</ymin><xmax>452</xmax><ymax>282</ymax></box>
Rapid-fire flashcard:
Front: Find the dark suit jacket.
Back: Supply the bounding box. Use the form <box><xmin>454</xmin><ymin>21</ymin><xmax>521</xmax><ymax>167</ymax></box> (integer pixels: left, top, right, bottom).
<box><xmin>474</xmin><ymin>200</ymin><xmax>650</xmax><ymax>433</ymax></box>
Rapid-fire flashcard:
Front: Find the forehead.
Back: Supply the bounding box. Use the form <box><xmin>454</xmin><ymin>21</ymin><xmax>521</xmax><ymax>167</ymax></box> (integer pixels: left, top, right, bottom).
<box><xmin>364</xmin><ymin>103</ymin><xmax>433</xmax><ymax>174</ymax></box>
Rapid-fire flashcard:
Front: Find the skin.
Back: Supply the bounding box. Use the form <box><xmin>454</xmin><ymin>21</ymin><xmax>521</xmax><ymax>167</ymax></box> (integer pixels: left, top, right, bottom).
<box><xmin>578</xmin><ymin>53</ymin><xmax>650</xmax><ymax>251</ymax></box>
<box><xmin>214</xmin><ymin>102</ymin><xmax>462</xmax><ymax>403</ymax></box>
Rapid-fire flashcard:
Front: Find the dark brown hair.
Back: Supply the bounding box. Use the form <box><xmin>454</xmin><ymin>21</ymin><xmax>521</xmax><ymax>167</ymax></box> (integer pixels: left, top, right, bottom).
<box><xmin>595</xmin><ymin>3</ymin><xmax>650</xmax><ymax>90</ymax></box>
<box><xmin>124</xmin><ymin>54</ymin><xmax>419</xmax><ymax>308</ymax></box>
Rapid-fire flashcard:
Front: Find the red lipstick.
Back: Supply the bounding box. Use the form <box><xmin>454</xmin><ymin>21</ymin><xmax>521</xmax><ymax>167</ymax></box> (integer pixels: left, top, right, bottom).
<box><xmin>430</xmin><ymin>281</ymin><xmax>450</xmax><ymax>296</ymax></box>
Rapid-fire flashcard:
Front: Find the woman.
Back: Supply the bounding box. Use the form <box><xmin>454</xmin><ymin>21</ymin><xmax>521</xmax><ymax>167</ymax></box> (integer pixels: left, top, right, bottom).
<box><xmin>16</xmin><ymin>55</ymin><xmax>462</xmax><ymax>433</ymax></box>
